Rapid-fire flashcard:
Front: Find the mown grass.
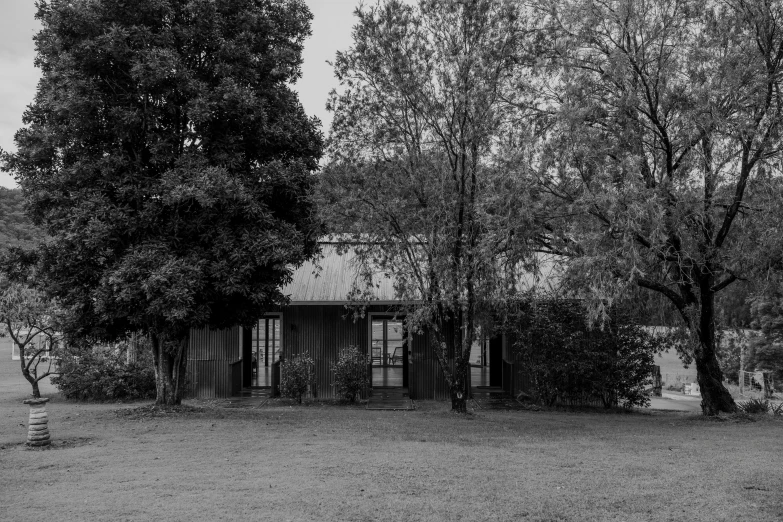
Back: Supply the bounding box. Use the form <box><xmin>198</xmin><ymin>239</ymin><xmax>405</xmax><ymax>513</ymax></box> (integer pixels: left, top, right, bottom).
<box><xmin>1</xmin><ymin>390</ymin><xmax>782</xmax><ymax>522</ymax></box>
<box><xmin>2</xmin><ymin>357</ymin><xmax>781</xmax><ymax>521</ymax></box>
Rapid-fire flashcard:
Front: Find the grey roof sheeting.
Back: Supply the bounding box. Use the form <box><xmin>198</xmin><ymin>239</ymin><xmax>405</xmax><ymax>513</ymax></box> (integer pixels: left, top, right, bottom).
<box><xmin>282</xmin><ymin>244</ymin><xmax>397</xmax><ymax>303</ymax></box>
<box><xmin>282</xmin><ymin>243</ymin><xmax>560</xmax><ymax>304</ymax></box>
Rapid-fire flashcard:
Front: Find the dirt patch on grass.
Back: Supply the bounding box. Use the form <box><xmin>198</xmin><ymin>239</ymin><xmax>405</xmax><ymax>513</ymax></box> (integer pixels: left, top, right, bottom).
<box><xmin>1</xmin><ymin>436</ymin><xmax>98</xmax><ymax>452</ymax></box>
<box><xmin>113</xmin><ymin>403</ymin><xmax>216</xmax><ymax>419</ymax></box>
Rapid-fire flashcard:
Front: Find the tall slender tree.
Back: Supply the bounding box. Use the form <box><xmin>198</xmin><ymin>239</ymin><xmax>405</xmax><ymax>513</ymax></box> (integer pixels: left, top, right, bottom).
<box><xmin>321</xmin><ymin>0</ymin><xmax>537</xmax><ymax>411</ymax></box>
<box><xmin>1</xmin><ymin>0</ymin><xmax>323</xmax><ymax>405</ymax></box>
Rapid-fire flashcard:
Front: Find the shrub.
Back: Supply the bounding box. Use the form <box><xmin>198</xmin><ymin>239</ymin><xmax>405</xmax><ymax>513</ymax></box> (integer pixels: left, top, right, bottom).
<box><xmin>507</xmin><ymin>299</ymin><xmax>662</xmax><ymax>409</ymax></box>
<box><xmin>332</xmin><ymin>346</ymin><xmax>369</xmax><ymax>402</ymax></box>
<box><xmin>280</xmin><ymin>354</ymin><xmax>315</xmax><ymax>404</ymax></box>
<box><xmin>52</xmin><ymin>339</ymin><xmax>156</xmax><ymax>401</ymax></box>
<box><xmin>771</xmin><ymin>402</ymin><xmax>783</xmax><ymax>416</ymax></box>
<box><xmin>737</xmin><ymin>398</ymin><xmax>770</xmax><ymax>414</ymax></box>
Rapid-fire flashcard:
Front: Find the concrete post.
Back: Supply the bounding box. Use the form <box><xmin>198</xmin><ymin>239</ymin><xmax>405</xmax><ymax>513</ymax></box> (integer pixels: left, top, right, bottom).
<box><xmin>23</xmin><ymin>397</ymin><xmax>50</xmax><ymax>447</ymax></box>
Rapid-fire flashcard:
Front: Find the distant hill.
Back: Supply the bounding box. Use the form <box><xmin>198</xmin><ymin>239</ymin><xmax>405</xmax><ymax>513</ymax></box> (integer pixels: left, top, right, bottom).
<box><xmin>0</xmin><ymin>188</ymin><xmax>46</xmax><ymax>250</ymax></box>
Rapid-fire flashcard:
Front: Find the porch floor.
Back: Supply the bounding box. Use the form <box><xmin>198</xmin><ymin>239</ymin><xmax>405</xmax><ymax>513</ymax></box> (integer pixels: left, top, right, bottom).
<box><xmin>366</xmin><ymin>387</ymin><xmax>414</xmax><ymax>410</ymax></box>
<box><xmin>250</xmin><ymin>367</ymin><xmax>272</xmax><ymax>388</ymax></box>
<box><xmin>470</xmin><ymin>365</ymin><xmax>490</xmax><ymax>387</ymax></box>
<box><xmin>370</xmin><ymin>365</ymin><xmax>493</xmax><ymax>389</ymax></box>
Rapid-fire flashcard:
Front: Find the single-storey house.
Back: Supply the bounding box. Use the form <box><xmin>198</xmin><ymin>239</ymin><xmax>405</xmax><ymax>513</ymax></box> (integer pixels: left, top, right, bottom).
<box><xmin>185</xmin><ymin>241</ymin><xmax>558</xmax><ymax>400</ymax></box>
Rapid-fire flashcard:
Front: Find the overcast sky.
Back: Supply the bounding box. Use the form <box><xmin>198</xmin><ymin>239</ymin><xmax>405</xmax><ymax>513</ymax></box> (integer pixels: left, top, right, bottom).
<box><xmin>0</xmin><ymin>0</ymin><xmax>361</xmax><ymax>188</ymax></box>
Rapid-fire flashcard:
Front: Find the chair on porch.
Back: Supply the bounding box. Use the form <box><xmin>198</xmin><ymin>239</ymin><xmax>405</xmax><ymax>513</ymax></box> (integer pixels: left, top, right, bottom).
<box><xmin>388</xmin><ymin>347</ymin><xmax>403</xmax><ymax>365</ymax></box>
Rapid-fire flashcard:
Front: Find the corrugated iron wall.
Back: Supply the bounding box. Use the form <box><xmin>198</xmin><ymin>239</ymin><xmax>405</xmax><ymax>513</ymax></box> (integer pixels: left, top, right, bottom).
<box><xmin>408</xmin><ymin>329</ymin><xmax>450</xmax><ymax>400</ymax></box>
<box><xmin>186</xmin><ymin>327</ymin><xmax>241</xmax><ymax>399</ymax></box>
<box><xmin>279</xmin><ymin>304</ymin><xmax>450</xmax><ymax>400</ymax></box>
<box><xmin>185</xmin><ymin>305</ymin><xmax>455</xmax><ymax>401</ymax></box>
<box><xmin>281</xmin><ymin>305</ymin><xmax>370</xmax><ymax>399</ymax></box>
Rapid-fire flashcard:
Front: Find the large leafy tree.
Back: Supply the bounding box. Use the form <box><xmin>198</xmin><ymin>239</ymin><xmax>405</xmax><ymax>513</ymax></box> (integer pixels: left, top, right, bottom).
<box><xmin>321</xmin><ymin>0</ymin><xmax>536</xmax><ymax>411</ymax></box>
<box><xmin>530</xmin><ymin>0</ymin><xmax>783</xmax><ymax>414</ymax></box>
<box><xmin>1</xmin><ymin>0</ymin><xmax>322</xmax><ymax>405</ymax></box>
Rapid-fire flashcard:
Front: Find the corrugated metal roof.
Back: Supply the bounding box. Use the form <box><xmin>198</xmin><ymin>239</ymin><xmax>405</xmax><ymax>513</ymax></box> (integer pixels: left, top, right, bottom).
<box><xmin>282</xmin><ymin>244</ymin><xmax>561</xmax><ymax>304</ymax></box>
<box><xmin>282</xmin><ymin>244</ymin><xmax>397</xmax><ymax>303</ymax></box>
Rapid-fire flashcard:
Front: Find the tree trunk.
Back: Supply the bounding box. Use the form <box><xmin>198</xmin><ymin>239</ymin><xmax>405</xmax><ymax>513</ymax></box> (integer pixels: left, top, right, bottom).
<box><xmin>20</xmin><ymin>358</ymin><xmax>41</xmax><ymax>399</ymax></box>
<box><xmin>451</xmin><ymin>388</ymin><xmax>467</xmax><ymax>412</ymax></box>
<box><xmin>450</xmin><ymin>344</ymin><xmax>471</xmax><ymax>412</ymax></box>
<box><xmin>151</xmin><ymin>331</ymin><xmax>189</xmax><ymax>406</ymax></box>
<box><xmin>430</xmin><ymin>308</ymin><xmax>476</xmax><ymax>413</ymax></box>
<box><xmin>695</xmin><ymin>287</ymin><xmax>737</xmax><ymax>415</ymax></box>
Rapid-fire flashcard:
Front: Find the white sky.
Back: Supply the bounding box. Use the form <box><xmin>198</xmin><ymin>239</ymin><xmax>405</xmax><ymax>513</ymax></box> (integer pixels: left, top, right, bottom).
<box><xmin>0</xmin><ymin>0</ymin><xmax>362</xmax><ymax>188</ymax></box>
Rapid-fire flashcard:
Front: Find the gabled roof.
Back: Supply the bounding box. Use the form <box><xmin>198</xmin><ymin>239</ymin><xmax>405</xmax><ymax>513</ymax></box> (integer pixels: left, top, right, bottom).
<box><xmin>281</xmin><ymin>243</ymin><xmax>560</xmax><ymax>304</ymax></box>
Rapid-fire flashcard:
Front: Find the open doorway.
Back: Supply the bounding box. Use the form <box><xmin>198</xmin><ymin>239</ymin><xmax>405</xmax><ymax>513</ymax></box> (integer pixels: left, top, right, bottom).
<box><xmin>250</xmin><ymin>316</ymin><xmax>281</xmax><ymax>387</ymax></box>
<box><xmin>470</xmin><ymin>331</ymin><xmax>502</xmax><ymax>388</ymax></box>
<box><xmin>370</xmin><ymin>316</ymin><xmax>407</xmax><ymax>388</ymax></box>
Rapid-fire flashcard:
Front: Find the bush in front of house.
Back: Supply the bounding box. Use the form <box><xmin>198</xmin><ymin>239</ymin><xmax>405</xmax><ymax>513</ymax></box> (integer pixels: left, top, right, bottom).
<box><xmin>52</xmin><ymin>338</ymin><xmax>156</xmax><ymax>401</ymax></box>
<box><xmin>280</xmin><ymin>354</ymin><xmax>315</xmax><ymax>404</ymax></box>
<box><xmin>507</xmin><ymin>299</ymin><xmax>662</xmax><ymax>409</ymax></box>
<box><xmin>332</xmin><ymin>346</ymin><xmax>369</xmax><ymax>402</ymax></box>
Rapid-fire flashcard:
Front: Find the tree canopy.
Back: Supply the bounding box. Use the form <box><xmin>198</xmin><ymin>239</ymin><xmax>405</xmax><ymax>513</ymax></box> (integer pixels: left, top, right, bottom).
<box><xmin>320</xmin><ymin>0</ymin><xmax>538</xmax><ymax>411</ymax></box>
<box><xmin>1</xmin><ymin>0</ymin><xmax>323</xmax><ymax>405</ymax></box>
<box><xmin>322</xmin><ymin>0</ymin><xmax>783</xmax><ymax>415</ymax></box>
<box><xmin>525</xmin><ymin>0</ymin><xmax>783</xmax><ymax>413</ymax></box>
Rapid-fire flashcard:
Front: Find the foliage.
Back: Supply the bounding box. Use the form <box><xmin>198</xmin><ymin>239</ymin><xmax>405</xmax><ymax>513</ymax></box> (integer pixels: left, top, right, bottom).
<box><xmin>321</xmin><ymin>0</ymin><xmax>537</xmax><ymax>412</ymax></box>
<box><xmin>280</xmin><ymin>354</ymin><xmax>314</xmax><ymax>404</ymax></box>
<box><xmin>0</xmin><ymin>273</ymin><xmax>63</xmax><ymax>398</ymax></box>
<box><xmin>0</xmin><ymin>188</ymin><xmax>46</xmax><ymax>251</ymax></box>
<box><xmin>748</xmin><ymin>283</ymin><xmax>783</xmax><ymax>382</ymax></box>
<box><xmin>2</xmin><ymin>0</ymin><xmax>323</xmax><ymax>405</ymax></box>
<box><xmin>737</xmin><ymin>398</ymin><xmax>771</xmax><ymax>415</ymax></box>
<box><xmin>331</xmin><ymin>346</ymin><xmax>369</xmax><ymax>402</ymax></box>
<box><xmin>526</xmin><ymin>0</ymin><xmax>783</xmax><ymax>414</ymax></box>
<box><xmin>52</xmin><ymin>339</ymin><xmax>156</xmax><ymax>401</ymax></box>
<box><xmin>711</xmin><ymin>329</ymin><xmax>760</xmax><ymax>385</ymax></box>
<box><xmin>508</xmin><ymin>299</ymin><xmax>662</xmax><ymax>409</ymax></box>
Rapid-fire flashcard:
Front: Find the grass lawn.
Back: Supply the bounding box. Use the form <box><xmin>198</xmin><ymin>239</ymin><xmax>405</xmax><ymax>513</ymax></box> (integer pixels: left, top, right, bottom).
<box><xmin>1</xmin><ymin>361</ymin><xmax>782</xmax><ymax>521</ymax></box>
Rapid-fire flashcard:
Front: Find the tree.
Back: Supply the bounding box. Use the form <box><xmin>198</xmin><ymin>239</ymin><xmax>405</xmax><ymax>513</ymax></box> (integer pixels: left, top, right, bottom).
<box><xmin>507</xmin><ymin>298</ymin><xmax>662</xmax><ymax>409</ymax></box>
<box><xmin>529</xmin><ymin>0</ymin><xmax>783</xmax><ymax>414</ymax></box>
<box><xmin>749</xmin><ymin>282</ymin><xmax>783</xmax><ymax>382</ymax></box>
<box><xmin>321</xmin><ymin>0</ymin><xmax>537</xmax><ymax>411</ymax></box>
<box><xmin>1</xmin><ymin>0</ymin><xmax>323</xmax><ymax>405</ymax></box>
<box><xmin>0</xmin><ymin>275</ymin><xmax>62</xmax><ymax>398</ymax></box>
